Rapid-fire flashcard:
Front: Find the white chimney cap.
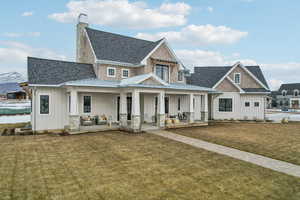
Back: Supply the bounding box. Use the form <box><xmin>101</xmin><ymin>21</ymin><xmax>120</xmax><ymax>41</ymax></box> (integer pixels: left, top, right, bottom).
<box><xmin>78</xmin><ymin>13</ymin><xmax>88</xmax><ymax>24</ymax></box>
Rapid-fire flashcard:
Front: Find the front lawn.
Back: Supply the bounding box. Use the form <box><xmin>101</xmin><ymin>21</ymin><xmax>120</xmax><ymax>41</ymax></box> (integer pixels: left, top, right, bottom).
<box><xmin>0</xmin><ymin>131</ymin><xmax>299</xmax><ymax>199</ymax></box>
<box><xmin>172</xmin><ymin>122</ymin><xmax>300</xmax><ymax>165</ymax></box>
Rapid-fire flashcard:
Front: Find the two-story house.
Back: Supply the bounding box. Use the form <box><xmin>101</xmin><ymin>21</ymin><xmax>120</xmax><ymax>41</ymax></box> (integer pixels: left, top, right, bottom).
<box><xmin>28</xmin><ymin>15</ymin><xmax>216</xmax><ymax>133</ymax></box>
<box><xmin>187</xmin><ymin>63</ymin><xmax>270</xmax><ymax>120</ymax></box>
<box><xmin>274</xmin><ymin>83</ymin><xmax>300</xmax><ymax>109</ymax></box>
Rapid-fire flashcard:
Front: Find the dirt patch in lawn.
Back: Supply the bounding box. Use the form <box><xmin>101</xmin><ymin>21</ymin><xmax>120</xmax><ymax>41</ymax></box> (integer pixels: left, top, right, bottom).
<box><xmin>0</xmin><ymin>131</ymin><xmax>299</xmax><ymax>200</ymax></box>
<box><xmin>172</xmin><ymin>122</ymin><xmax>300</xmax><ymax>165</ymax></box>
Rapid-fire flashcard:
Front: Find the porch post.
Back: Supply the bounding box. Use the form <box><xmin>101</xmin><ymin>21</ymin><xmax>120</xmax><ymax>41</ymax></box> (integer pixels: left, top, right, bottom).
<box><xmin>69</xmin><ymin>90</ymin><xmax>80</xmax><ymax>131</ymax></box>
<box><xmin>131</xmin><ymin>90</ymin><xmax>141</xmax><ymax>132</ymax></box>
<box><xmin>187</xmin><ymin>93</ymin><xmax>194</xmax><ymax>123</ymax></box>
<box><xmin>157</xmin><ymin>91</ymin><xmax>165</xmax><ymax>128</ymax></box>
<box><xmin>204</xmin><ymin>93</ymin><xmax>209</xmax><ymax>122</ymax></box>
<box><xmin>119</xmin><ymin>92</ymin><xmax>127</xmax><ymax>129</ymax></box>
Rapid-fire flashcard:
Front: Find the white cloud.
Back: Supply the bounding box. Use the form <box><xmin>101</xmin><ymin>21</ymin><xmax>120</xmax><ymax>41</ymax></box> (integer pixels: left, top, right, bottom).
<box><xmin>136</xmin><ymin>24</ymin><xmax>248</xmax><ymax>45</ymax></box>
<box><xmin>175</xmin><ymin>49</ymin><xmax>256</xmax><ymax>68</ymax></box>
<box><xmin>175</xmin><ymin>49</ymin><xmax>300</xmax><ymax>90</ymax></box>
<box><xmin>3</xmin><ymin>32</ymin><xmax>41</xmax><ymax>38</ymax></box>
<box><xmin>22</xmin><ymin>11</ymin><xmax>33</xmax><ymax>17</ymax></box>
<box><xmin>207</xmin><ymin>6</ymin><xmax>213</xmax><ymax>12</ymax></box>
<box><xmin>49</xmin><ymin>0</ymin><xmax>190</xmax><ymax>29</ymax></box>
<box><xmin>0</xmin><ymin>41</ymin><xmax>67</xmax><ymax>75</ymax></box>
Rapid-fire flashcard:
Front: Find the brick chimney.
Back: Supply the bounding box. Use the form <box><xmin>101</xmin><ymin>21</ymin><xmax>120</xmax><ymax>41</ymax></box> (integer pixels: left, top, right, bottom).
<box><xmin>76</xmin><ymin>13</ymin><xmax>89</xmax><ymax>62</ymax></box>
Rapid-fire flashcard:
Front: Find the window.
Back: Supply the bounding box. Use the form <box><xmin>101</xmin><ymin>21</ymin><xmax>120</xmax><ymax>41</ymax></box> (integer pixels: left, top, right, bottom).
<box><xmin>234</xmin><ymin>73</ymin><xmax>241</xmax><ymax>84</ymax></box>
<box><xmin>155</xmin><ymin>64</ymin><xmax>169</xmax><ymax>82</ymax></box>
<box><xmin>282</xmin><ymin>90</ymin><xmax>287</xmax><ymax>96</ymax></box>
<box><xmin>68</xmin><ymin>95</ymin><xmax>71</xmax><ymax>113</ymax></box>
<box><xmin>177</xmin><ymin>98</ymin><xmax>181</xmax><ymax>111</ymax></box>
<box><xmin>165</xmin><ymin>97</ymin><xmax>169</xmax><ymax>114</ymax></box>
<box><xmin>178</xmin><ymin>71</ymin><xmax>183</xmax><ymax>81</ymax></box>
<box><xmin>122</xmin><ymin>69</ymin><xmax>129</xmax><ymax>78</ymax></box>
<box><xmin>107</xmin><ymin>67</ymin><xmax>116</xmax><ymax>77</ymax></box>
<box><xmin>294</xmin><ymin>90</ymin><xmax>299</xmax><ymax>97</ymax></box>
<box><xmin>254</xmin><ymin>102</ymin><xmax>260</xmax><ymax>107</ymax></box>
<box><xmin>245</xmin><ymin>102</ymin><xmax>250</xmax><ymax>107</ymax></box>
<box><xmin>40</xmin><ymin>95</ymin><xmax>49</xmax><ymax>114</ymax></box>
<box><xmin>83</xmin><ymin>96</ymin><xmax>91</xmax><ymax>113</ymax></box>
<box><xmin>219</xmin><ymin>98</ymin><xmax>232</xmax><ymax>112</ymax></box>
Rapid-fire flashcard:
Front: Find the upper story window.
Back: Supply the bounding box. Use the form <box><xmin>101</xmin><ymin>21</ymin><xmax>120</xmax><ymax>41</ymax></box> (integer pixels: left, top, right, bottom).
<box><xmin>234</xmin><ymin>73</ymin><xmax>241</xmax><ymax>84</ymax></box>
<box><xmin>107</xmin><ymin>67</ymin><xmax>116</xmax><ymax>77</ymax></box>
<box><xmin>282</xmin><ymin>90</ymin><xmax>287</xmax><ymax>96</ymax></box>
<box><xmin>122</xmin><ymin>69</ymin><xmax>129</xmax><ymax>78</ymax></box>
<box><xmin>245</xmin><ymin>102</ymin><xmax>250</xmax><ymax>107</ymax></box>
<box><xmin>155</xmin><ymin>64</ymin><xmax>169</xmax><ymax>82</ymax></box>
<box><xmin>294</xmin><ymin>90</ymin><xmax>299</xmax><ymax>97</ymax></box>
<box><xmin>254</xmin><ymin>102</ymin><xmax>260</xmax><ymax>107</ymax></box>
<box><xmin>40</xmin><ymin>95</ymin><xmax>49</xmax><ymax>114</ymax></box>
<box><xmin>178</xmin><ymin>71</ymin><xmax>183</xmax><ymax>82</ymax></box>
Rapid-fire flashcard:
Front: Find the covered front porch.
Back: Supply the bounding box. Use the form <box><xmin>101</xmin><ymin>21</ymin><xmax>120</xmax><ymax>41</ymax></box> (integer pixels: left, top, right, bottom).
<box><xmin>67</xmin><ymin>86</ymin><xmax>209</xmax><ymax>133</ymax></box>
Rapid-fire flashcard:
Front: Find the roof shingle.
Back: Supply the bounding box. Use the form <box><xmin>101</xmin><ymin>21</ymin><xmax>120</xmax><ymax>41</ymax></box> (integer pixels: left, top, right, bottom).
<box><xmin>187</xmin><ymin>65</ymin><xmax>269</xmax><ymax>90</ymax></box>
<box><xmin>27</xmin><ymin>57</ymin><xmax>96</xmax><ymax>85</ymax></box>
<box><xmin>85</xmin><ymin>27</ymin><xmax>161</xmax><ymax>64</ymax></box>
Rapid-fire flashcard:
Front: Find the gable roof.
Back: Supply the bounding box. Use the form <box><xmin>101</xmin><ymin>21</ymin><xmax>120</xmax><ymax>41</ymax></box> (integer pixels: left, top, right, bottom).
<box><xmin>188</xmin><ymin>65</ymin><xmax>269</xmax><ymax>90</ymax></box>
<box><xmin>278</xmin><ymin>83</ymin><xmax>300</xmax><ymax>94</ymax></box>
<box><xmin>119</xmin><ymin>73</ymin><xmax>167</xmax><ymax>86</ymax></box>
<box><xmin>0</xmin><ymin>82</ymin><xmax>24</xmax><ymax>95</ymax></box>
<box><xmin>27</xmin><ymin>57</ymin><xmax>96</xmax><ymax>85</ymax></box>
<box><xmin>85</xmin><ymin>27</ymin><xmax>162</xmax><ymax>64</ymax></box>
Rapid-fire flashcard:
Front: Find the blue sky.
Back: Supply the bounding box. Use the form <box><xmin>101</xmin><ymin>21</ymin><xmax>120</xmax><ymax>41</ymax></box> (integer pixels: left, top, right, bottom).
<box><xmin>1</xmin><ymin>0</ymin><xmax>300</xmax><ymax>89</ymax></box>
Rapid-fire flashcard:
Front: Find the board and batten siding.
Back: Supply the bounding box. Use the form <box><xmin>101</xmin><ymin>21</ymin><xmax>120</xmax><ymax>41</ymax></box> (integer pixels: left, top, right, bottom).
<box><xmin>32</xmin><ymin>87</ymin><xmax>69</xmax><ymax>131</ymax></box>
<box><xmin>212</xmin><ymin>92</ymin><xmax>265</xmax><ymax>120</ymax></box>
<box><xmin>78</xmin><ymin>93</ymin><xmax>119</xmax><ymax>122</ymax></box>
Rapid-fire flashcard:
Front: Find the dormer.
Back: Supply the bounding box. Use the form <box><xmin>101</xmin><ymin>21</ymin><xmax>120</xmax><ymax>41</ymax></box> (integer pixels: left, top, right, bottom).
<box><xmin>282</xmin><ymin>90</ymin><xmax>287</xmax><ymax>96</ymax></box>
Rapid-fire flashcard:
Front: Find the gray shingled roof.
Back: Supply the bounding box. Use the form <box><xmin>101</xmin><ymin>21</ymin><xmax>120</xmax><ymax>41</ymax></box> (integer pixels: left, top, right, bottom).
<box><xmin>187</xmin><ymin>65</ymin><xmax>269</xmax><ymax>90</ymax></box>
<box><xmin>0</xmin><ymin>82</ymin><xmax>24</xmax><ymax>95</ymax></box>
<box><xmin>27</xmin><ymin>57</ymin><xmax>96</xmax><ymax>85</ymax></box>
<box><xmin>278</xmin><ymin>83</ymin><xmax>300</xmax><ymax>95</ymax></box>
<box><xmin>86</xmin><ymin>27</ymin><xmax>162</xmax><ymax>64</ymax></box>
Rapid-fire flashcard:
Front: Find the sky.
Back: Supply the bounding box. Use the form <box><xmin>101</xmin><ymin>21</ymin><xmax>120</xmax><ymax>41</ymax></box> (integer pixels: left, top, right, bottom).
<box><xmin>0</xmin><ymin>0</ymin><xmax>300</xmax><ymax>90</ymax></box>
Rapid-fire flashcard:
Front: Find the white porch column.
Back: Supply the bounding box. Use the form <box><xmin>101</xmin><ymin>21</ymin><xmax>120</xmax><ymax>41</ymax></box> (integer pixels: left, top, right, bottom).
<box><xmin>69</xmin><ymin>90</ymin><xmax>80</xmax><ymax>131</ymax></box>
<box><xmin>131</xmin><ymin>90</ymin><xmax>141</xmax><ymax>132</ymax></box>
<box><xmin>203</xmin><ymin>93</ymin><xmax>209</xmax><ymax>122</ymax></box>
<box><xmin>187</xmin><ymin>93</ymin><xmax>194</xmax><ymax>123</ymax></box>
<box><xmin>119</xmin><ymin>92</ymin><xmax>127</xmax><ymax>128</ymax></box>
<box><xmin>157</xmin><ymin>91</ymin><xmax>165</xmax><ymax>128</ymax></box>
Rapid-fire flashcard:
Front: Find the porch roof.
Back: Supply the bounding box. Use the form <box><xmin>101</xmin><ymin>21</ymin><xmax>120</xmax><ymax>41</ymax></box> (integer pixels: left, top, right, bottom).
<box><xmin>62</xmin><ymin>78</ymin><xmax>218</xmax><ymax>93</ymax></box>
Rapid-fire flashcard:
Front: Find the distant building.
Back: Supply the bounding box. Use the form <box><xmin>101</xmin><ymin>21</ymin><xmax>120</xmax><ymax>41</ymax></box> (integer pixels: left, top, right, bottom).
<box><xmin>273</xmin><ymin>83</ymin><xmax>300</xmax><ymax>109</ymax></box>
<box><xmin>0</xmin><ymin>82</ymin><xmax>27</xmax><ymax>100</ymax></box>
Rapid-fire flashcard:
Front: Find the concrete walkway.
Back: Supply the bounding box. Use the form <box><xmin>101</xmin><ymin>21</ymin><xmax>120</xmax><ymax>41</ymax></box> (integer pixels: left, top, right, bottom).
<box><xmin>149</xmin><ymin>130</ymin><xmax>300</xmax><ymax>178</ymax></box>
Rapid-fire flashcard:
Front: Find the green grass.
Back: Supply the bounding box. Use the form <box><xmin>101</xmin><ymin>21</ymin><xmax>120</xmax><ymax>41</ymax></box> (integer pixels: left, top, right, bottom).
<box><xmin>0</xmin><ymin>131</ymin><xmax>299</xmax><ymax>200</ymax></box>
<box><xmin>172</xmin><ymin>122</ymin><xmax>300</xmax><ymax>165</ymax></box>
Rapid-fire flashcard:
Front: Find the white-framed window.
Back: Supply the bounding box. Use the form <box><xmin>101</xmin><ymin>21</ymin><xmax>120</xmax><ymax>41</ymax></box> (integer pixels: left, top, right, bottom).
<box><xmin>294</xmin><ymin>90</ymin><xmax>299</xmax><ymax>97</ymax></box>
<box><xmin>107</xmin><ymin>67</ymin><xmax>116</xmax><ymax>77</ymax></box>
<box><xmin>122</xmin><ymin>69</ymin><xmax>129</xmax><ymax>78</ymax></box>
<box><xmin>178</xmin><ymin>71</ymin><xmax>183</xmax><ymax>82</ymax></box>
<box><xmin>155</xmin><ymin>64</ymin><xmax>169</xmax><ymax>82</ymax></box>
<box><xmin>234</xmin><ymin>73</ymin><xmax>241</xmax><ymax>84</ymax></box>
<box><xmin>219</xmin><ymin>98</ymin><xmax>233</xmax><ymax>112</ymax></box>
<box><xmin>282</xmin><ymin>90</ymin><xmax>287</xmax><ymax>96</ymax></box>
<box><xmin>83</xmin><ymin>96</ymin><xmax>92</xmax><ymax>113</ymax></box>
<box><xmin>177</xmin><ymin>98</ymin><xmax>181</xmax><ymax>111</ymax></box>
<box><xmin>254</xmin><ymin>102</ymin><xmax>260</xmax><ymax>107</ymax></box>
<box><xmin>40</xmin><ymin>94</ymin><xmax>50</xmax><ymax>115</ymax></box>
<box><xmin>245</xmin><ymin>102</ymin><xmax>250</xmax><ymax>107</ymax></box>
